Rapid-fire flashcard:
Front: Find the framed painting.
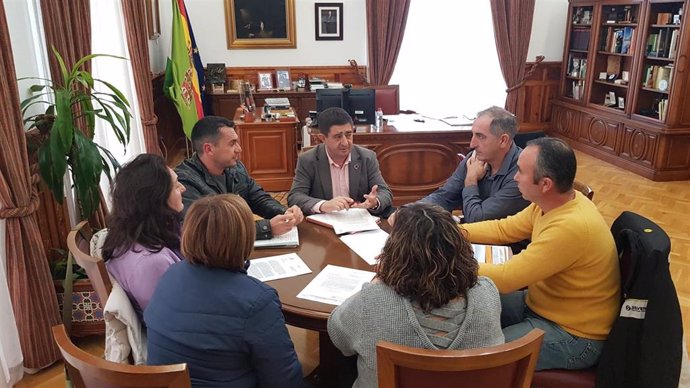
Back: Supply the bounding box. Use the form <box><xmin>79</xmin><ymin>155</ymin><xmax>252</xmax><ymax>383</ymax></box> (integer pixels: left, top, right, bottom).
<box><xmin>225</xmin><ymin>0</ymin><xmax>296</xmax><ymax>49</ymax></box>
<box><xmin>315</xmin><ymin>3</ymin><xmax>343</xmax><ymax>41</ymax></box>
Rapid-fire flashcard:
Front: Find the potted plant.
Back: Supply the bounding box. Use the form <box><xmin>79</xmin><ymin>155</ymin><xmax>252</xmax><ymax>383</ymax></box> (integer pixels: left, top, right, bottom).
<box><xmin>21</xmin><ymin>47</ymin><xmax>132</xmax><ymax>334</ymax></box>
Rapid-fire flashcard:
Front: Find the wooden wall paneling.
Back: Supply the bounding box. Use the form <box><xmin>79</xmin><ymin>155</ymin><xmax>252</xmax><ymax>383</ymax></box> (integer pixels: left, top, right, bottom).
<box><xmin>619</xmin><ymin>125</ymin><xmax>658</xmax><ymax>167</ymax></box>
<box><xmin>223</xmin><ymin>65</ymin><xmax>368</xmax><ymax>88</ymax></box>
<box><xmin>580</xmin><ymin>113</ymin><xmax>620</xmax><ymax>155</ymax></box>
<box><xmin>515</xmin><ymin>62</ymin><xmax>561</xmax><ymax>132</ymax></box>
<box><xmin>152</xmin><ymin>74</ymin><xmax>185</xmax><ymax>166</ymax></box>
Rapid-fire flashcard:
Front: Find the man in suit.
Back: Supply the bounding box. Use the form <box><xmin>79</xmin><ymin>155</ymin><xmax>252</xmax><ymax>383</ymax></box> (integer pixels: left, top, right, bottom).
<box><xmin>288</xmin><ymin>107</ymin><xmax>393</xmax><ymax>216</ymax></box>
<box><xmin>176</xmin><ymin>116</ymin><xmax>303</xmax><ymax>240</ymax></box>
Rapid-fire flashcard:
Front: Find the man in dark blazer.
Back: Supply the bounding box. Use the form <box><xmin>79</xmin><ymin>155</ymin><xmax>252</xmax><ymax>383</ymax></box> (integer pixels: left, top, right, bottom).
<box><xmin>288</xmin><ymin>107</ymin><xmax>393</xmax><ymax>216</ymax></box>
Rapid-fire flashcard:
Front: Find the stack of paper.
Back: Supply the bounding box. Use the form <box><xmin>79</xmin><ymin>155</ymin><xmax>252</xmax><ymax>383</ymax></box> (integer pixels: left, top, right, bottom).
<box><xmin>254</xmin><ymin>227</ymin><xmax>299</xmax><ymax>248</ymax></box>
<box><xmin>297</xmin><ymin>265</ymin><xmax>375</xmax><ymax>306</ymax></box>
<box><xmin>248</xmin><ymin>253</ymin><xmax>311</xmax><ymax>282</ymax></box>
<box><xmin>340</xmin><ymin>229</ymin><xmax>389</xmax><ymax>265</ymax></box>
<box><xmin>472</xmin><ymin>244</ymin><xmax>512</xmax><ymax>264</ymax></box>
<box><xmin>307</xmin><ymin>208</ymin><xmax>379</xmax><ymax>234</ymax></box>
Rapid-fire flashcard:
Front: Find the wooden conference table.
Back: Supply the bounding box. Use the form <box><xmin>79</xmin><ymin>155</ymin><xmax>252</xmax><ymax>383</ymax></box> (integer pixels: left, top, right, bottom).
<box><xmin>249</xmin><ymin>220</ymin><xmax>388</xmax><ymax>386</ymax></box>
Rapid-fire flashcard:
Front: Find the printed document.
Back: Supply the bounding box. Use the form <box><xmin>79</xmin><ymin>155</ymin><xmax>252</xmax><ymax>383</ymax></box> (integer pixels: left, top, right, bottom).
<box><xmin>340</xmin><ymin>229</ymin><xmax>389</xmax><ymax>265</ymax></box>
<box><xmin>306</xmin><ymin>208</ymin><xmax>379</xmax><ymax>234</ymax></box>
<box><xmin>248</xmin><ymin>253</ymin><xmax>311</xmax><ymax>282</ymax></box>
<box><xmin>297</xmin><ymin>265</ymin><xmax>375</xmax><ymax>305</ymax></box>
<box><xmin>254</xmin><ymin>226</ymin><xmax>299</xmax><ymax>248</ymax></box>
<box><xmin>472</xmin><ymin>244</ymin><xmax>512</xmax><ymax>264</ymax></box>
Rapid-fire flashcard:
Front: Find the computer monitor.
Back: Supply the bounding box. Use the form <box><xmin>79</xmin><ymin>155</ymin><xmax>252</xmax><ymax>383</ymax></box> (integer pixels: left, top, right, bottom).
<box><xmin>316</xmin><ymin>88</ymin><xmax>349</xmax><ymax>113</ymax></box>
<box><xmin>348</xmin><ymin>88</ymin><xmax>376</xmax><ymax>125</ymax></box>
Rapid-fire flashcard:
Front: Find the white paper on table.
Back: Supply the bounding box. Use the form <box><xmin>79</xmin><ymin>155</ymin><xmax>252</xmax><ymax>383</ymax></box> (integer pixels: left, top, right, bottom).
<box><xmin>491</xmin><ymin>246</ymin><xmax>512</xmax><ymax>264</ymax></box>
<box><xmin>297</xmin><ymin>265</ymin><xmax>375</xmax><ymax>306</ymax></box>
<box><xmin>307</xmin><ymin>208</ymin><xmax>379</xmax><ymax>234</ymax></box>
<box><xmin>254</xmin><ymin>227</ymin><xmax>299</xmax><ymax>248</ymax></box>
<box><xmin>340</xmin><ymin>229</ymin><xmax>389</xmax><ymax>265</ymax></box>
<box><xmin>247</xmin><ymin>253</ymin><xmax>311</xmax><ymax>282</ymax></box>
<box><xmin>471</xmin><ymin>244</ymin><xmax>487</xmax><ymax>264</ymax></box>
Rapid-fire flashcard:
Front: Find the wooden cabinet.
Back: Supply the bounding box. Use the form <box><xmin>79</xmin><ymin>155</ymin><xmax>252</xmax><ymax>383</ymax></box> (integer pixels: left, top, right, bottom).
<box><xmin>211</xmin><ymin>91</ymin><xmax>316</xmax><ymax>125</ymax></box>
<box><xmin>233</xmin><ymin>109</ymin><xmax>299</xmax><ymax>191</ymax></box>
<box><xmin>553</xmin><ymin>0</ymin><xmax>690</xmax><ymax>181</ymax></box>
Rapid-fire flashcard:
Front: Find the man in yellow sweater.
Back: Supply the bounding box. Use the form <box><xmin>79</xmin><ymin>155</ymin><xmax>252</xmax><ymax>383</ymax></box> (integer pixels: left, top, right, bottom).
<box><xmin>461</xmin><ymin>137</ymin><xmax>620</xmax><ymax>370</ymax></box>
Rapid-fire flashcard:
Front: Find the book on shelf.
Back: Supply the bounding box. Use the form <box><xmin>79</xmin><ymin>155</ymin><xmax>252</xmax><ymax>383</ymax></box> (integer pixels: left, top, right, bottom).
<box><xmin>621</xmin><ymin>27</ymin><xmax>634</xmax><ymax>54</ymax></box>
<box><xmin>657</xmin><ymin>12</ymin><xmax>673</xmax><ymax>25</ymax></box>
<box><xmin>669</xmin><ymin>29</ymin><xmax>680</xmax><ymax>58</ymax></box>
<box><xmin>647</xmin><ymin>33</ymin><xmax>659</xmax><ymax>55</ymax></box>
<box><xmin>658</xmin><ymin>98</ymin><xmax>669</xmax><ymax>121</ymax></box>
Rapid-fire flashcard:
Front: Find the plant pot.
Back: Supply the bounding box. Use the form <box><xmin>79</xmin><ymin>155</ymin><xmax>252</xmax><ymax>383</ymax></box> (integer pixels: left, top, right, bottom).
<box><xmin>54</xmin><ymin>279</ymin><xmax>105</xmax><ymax>337</ymax></box>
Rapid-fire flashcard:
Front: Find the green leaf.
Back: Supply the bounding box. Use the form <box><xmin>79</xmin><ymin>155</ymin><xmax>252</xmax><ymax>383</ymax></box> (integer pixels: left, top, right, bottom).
<box><xmin>72</xmin><ymin>131</ymin><xmax>103</xmax><ymax>219</ymax></box>
<box><xmin>95</xmin><ymin>79</ymin><xmax>131</xmax><ymax>108</ymax></box>
<box><xmin>74</xmin><ymin>71</ymin><xmax>94</xmax><ymax>88</ymax></box>
<box><xmin>38</xmin><ymin>133</ymin><xmax>67</xmax><ymax>201</ymax></box>
<box><xmin>95</xmin><ymin>143</ymin><xmax>122</xmax><ymax>185</ymax></box>
<box><xmin>53</xmin><ymin>89</ymin><xmax>74</xmax><ymax>153</ymax></box>
<box><xmin>51</xmin><ymin>47</ymin><xmax>70</xmax><ymax>86</ymax></box>
<box><xmin>20</xmin><ymin>92</ymin><xmax>51</xmax><ymax>110</ymax></box>
<box><xmin>71</xmin><ymin>53</ymin><xmax>127</xmax><ymax>79</ymax></box>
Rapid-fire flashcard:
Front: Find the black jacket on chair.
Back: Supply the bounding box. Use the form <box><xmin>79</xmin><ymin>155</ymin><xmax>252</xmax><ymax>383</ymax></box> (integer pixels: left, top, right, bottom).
<box><xmin>596</xmin><ymin>211</ymin><xmax>682</xmax><ymax>388</ymax></box>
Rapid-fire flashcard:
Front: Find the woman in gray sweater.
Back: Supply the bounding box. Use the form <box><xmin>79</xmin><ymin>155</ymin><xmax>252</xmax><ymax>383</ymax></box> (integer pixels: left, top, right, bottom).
<box><xmin>327</xmin><ymin>203</ymin><xmax>504</xmax><ymax>388</ymax></box>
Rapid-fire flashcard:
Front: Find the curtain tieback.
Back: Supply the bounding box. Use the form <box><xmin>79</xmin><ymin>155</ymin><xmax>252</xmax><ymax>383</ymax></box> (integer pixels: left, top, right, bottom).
<box><xmin>0</xmin><ymin>186</ymin><xmax>40</xmax><ymax>219</ymax></box>
<box><xmin>143</xmin><ymin>114</ymin><xmax>159</xmax><ymax>126</ymax></box>
<box><xmin>505</xmin><ymin>55</ymin><xmax>545</xmax><ymax>93</ymax></box>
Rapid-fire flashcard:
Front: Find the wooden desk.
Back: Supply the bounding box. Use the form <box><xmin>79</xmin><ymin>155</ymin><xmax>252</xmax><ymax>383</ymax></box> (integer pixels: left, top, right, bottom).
<box><xmin>233</xmin><ymin>109</ymin><xmax>299</xmax><ymax>191</ymax></box>
<box><xmin>249</xmin><ymin>221</ymin><xmax>384</xmax><ymax>387</ymax></box>
<box><xmin>310</xmin><ymin>120</ymin><xmax>473</xmax><ymax>205</ymax></box>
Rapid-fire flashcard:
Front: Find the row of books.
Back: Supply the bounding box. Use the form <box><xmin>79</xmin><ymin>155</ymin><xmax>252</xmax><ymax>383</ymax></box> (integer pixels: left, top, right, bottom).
<box><xmin>647</xmin><ymin>29</ymin><xmax>680</xmax><ymax>58</ymax></box>
<box><xmin>642</xmin><ymin>64</ymin><xmax>673</xmax><ymax>91</ymax></box>
<box><xmin>570</xmin><ymin>29</ymin><xmax>591</xmax><ymax>51</ymax></box>
<box><xmin>601</xmin><ymin>26</ymin><xmax>634</xmax><ymax>54</ymax></box>
<box><xmin>657</xmin><ymin>98</ymin><xmax>669</xmax><ymax>121</ymax></box>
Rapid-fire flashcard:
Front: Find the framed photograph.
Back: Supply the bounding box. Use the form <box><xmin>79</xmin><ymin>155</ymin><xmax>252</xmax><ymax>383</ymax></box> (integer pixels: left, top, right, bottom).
<box><xmin>617</xmin><ymin>96</ymin><xmax>625</xmax><ymax>109</ymax></box>
<box><xmin>315</xmin><ymin>3</ymin><xmax>343</xmax><ymax>41</ymax></box>
<box><xmin>276</xmin><ymin>70</ymin><xmax>291</xmax><ymax>89</ymax></box>
<box><xmin>224</xmin><ymin>0</ymin><xmax>296</xmax><ymax>49</ymax></box>
<box><xmin>144</xmin><ymin>0</ymin><xmax>161</xmax><ymax>39</ymax></box>
<box><xmin>257</xmin><ymin>72</ymin><xmax>274</xmax><ymax>90</ymax></box>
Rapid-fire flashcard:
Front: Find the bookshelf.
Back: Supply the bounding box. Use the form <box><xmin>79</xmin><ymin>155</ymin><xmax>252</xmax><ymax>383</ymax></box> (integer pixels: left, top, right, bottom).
<box><xmin>563</xmin><ymin>5</ymin><xmax>594</xmax><ymax>101</ymax></box>
<box><xmin>552</xmin><ymin>0</ymin><xmax>690</xmax><ymax>181</ymax></box>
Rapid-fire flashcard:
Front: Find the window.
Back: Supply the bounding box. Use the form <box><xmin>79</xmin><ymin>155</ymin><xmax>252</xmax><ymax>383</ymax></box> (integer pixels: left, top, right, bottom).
<box><xmin>389</xmin><ymin>1</ymin><xmax>506</xmax><ymax>119</ymax></box>
<box><xmin>91</xmin><ymin>0</ymin><xmax>147</xmax><ymax>208</ymax></box>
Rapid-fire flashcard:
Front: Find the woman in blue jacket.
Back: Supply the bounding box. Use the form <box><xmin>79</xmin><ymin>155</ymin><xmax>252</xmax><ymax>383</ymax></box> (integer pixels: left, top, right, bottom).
<box><xmin>145</xmin><ymin>194</ymin><xmax>303</xmax><ymax>388</ymax></box>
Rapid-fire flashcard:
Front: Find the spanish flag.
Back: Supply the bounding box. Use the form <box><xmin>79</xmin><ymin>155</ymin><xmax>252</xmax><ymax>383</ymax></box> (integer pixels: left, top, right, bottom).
<box><xmin>164</xmin><ymin>0</ymin><xmax>205</xmax><ymax>138</ymax></box>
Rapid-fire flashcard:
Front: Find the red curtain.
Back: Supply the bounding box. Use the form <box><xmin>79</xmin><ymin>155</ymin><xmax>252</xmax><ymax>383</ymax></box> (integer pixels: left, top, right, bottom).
<box><xmin>490</xmin><ymin>0</ymin><xmax>537</xmax><ymax>114</ymax></box>
<box><xmin>0</xmin><ymin>2</ymin><xmax>61</xmax><ymax>370</ymax></box>
<box><xmin>122</xmin><ymin>0</ymin><xmax>161</xmax><ymax>155</ymax></box>
<box><xmin>366</xmin><ymin>0</ymin><xmax>411</xmax><ymax>85</ymax></box>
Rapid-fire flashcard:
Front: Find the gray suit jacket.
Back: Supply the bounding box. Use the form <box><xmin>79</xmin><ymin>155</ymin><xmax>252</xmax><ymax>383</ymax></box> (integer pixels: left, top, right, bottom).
<box><xmin>288</xmin><ymin>144</ymin><xmax>393</xmax><ymax>216</ymax></box>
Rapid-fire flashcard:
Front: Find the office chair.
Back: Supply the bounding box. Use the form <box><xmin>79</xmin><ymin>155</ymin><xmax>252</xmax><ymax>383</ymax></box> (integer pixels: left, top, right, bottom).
<box><xmin>374</xmin><ymin>85</ymin><xmax>400</xmax><ymax>115</ymax></box>
<box><xmin>573</xmin><ymin>180</ymin><xmax>594</xmax><ymax>200</ymax></box>
<box><xmin>533</xmin><ymin>211</ymin><xmax>682</xmax><ymax>388</ymax></box>
<box><xmin>377</xmin><ymin>328</ymin><xmax>544</xmax><ymax>388</ymax></box>
<box><xmin>52</xmin><ymin>324</ymin><xmax>190</xmax><ymax>388</ymax></box>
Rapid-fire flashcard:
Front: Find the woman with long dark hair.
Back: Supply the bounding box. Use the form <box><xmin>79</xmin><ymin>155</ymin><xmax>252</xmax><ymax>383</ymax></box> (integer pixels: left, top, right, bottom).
<box><xmin>328</xmin><ymin>203</ymin><xmax>504</xmax><ymax>388</ymax></box>
<box><xmin>103</xmin><ymin>153</ymin><xmax>185</xmax><ymax>318</ymax></box>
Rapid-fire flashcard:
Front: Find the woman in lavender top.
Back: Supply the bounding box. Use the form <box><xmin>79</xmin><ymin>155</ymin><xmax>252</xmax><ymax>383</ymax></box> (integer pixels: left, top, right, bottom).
<box><xmin>102</xmin><ymin>154</ymin><xmax>186</xmax><ymax>318</ymax></box>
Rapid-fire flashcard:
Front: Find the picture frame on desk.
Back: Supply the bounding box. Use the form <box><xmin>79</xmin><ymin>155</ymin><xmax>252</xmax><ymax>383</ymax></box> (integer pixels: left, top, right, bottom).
<box><xmin>315</xmin><ymin>3</ymin><xmax>343</xmax><ymax>41</ymax></box>
<box><xmin>224</xmin><ymin>0</ymin><xmax>296</xmax><ymax>49</ymax></box>
<box><xmin>257</xmin><ymin>72</ymin><xmax>274</xmax><ymax>90</ymax></box>
<box><xmin>276</xmin><ymin>70</ymin><xmax>291</xmax><ymax>89</ymax></box>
